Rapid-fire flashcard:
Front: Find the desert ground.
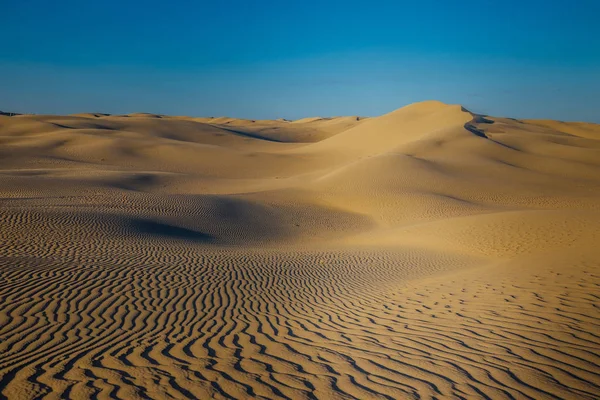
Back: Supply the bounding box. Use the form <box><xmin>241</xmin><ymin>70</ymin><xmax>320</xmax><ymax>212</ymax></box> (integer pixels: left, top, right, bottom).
<box><xmin>0</xmin><ymin>101</ymin><xmax>599</xmax><ymax>399</ymax></box>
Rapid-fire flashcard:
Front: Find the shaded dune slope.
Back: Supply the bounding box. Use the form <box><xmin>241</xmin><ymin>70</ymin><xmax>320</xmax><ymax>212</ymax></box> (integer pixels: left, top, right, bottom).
<box><xmin>0</xmin><ymin>101</ymin><xmax>599</xmax><ymax>399</ymax></box>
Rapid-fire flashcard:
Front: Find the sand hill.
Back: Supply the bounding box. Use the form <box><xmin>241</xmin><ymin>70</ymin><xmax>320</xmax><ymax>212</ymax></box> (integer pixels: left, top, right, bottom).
<box><xmin>0</xmin><ymin>101</ymin><xmax>599</xmax><ymax>399</ymax></box>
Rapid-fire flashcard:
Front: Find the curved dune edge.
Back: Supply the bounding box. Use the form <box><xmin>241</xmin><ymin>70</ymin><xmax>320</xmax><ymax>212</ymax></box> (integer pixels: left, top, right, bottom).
<box><xmin>1</xmin><ymin>101</ymin><xmax>599</xmax><ymax>399</ymax></box>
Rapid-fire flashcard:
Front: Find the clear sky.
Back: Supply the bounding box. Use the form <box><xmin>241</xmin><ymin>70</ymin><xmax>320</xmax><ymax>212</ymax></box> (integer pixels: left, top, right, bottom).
<box><xmin>2</xmin><ymin>0</ymin><xmax>599</xmax><ymax>121</ymax></box>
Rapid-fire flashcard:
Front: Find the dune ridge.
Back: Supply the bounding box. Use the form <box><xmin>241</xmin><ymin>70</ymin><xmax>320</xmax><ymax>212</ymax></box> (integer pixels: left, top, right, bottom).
<box><xmin>0</xmin><ymin>101</ymin><xmax>599</xmax><ymax>399</ymax></box>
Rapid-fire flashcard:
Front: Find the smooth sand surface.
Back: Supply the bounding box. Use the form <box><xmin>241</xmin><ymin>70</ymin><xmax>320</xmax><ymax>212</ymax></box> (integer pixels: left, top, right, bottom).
<box><xmin>1</xmin><ymin>101</ymin><xmax>599</xmax><ymax>399</ymax></box>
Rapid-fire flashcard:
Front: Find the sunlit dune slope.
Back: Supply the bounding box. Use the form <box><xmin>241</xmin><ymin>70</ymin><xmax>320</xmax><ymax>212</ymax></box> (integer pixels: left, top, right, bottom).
<box><xmin>0</xmin><ymin>101</ymin><xmax>599</xmax><ymax>399</ymax></box>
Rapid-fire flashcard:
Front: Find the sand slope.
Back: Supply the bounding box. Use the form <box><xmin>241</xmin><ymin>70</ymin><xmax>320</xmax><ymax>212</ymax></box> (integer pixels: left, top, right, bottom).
<box><xmin>0</xmin><ymin>101</ymin><xmax>599</xmax><ymax>399</ymax></box>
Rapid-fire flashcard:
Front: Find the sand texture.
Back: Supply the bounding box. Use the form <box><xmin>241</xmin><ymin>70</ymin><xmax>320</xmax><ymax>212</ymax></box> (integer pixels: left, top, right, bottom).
<box><xmin>1</xmin><ymin>101</ymin><xmax>599</xmax><ymax>399</ymax></box>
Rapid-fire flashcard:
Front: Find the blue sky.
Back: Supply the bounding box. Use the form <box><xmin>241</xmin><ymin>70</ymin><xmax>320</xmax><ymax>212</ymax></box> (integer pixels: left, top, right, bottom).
<box><xmin>1</xmin><ymin>0</ymin><xmax>599</xmax><ymax>121</ymax></box>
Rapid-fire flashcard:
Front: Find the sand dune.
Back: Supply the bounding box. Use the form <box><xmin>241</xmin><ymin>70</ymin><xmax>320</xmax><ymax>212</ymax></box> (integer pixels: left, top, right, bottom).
<box><xmin>0</xmin><ymin>101</ymin><xmax>599</xmax><ymax>399</ymax></box>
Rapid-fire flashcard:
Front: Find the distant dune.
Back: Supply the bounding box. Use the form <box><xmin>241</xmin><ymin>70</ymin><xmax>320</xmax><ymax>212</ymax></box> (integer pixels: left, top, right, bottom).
<box><xmin>1</xmin><ymin>101</ymin><xmax>599</xmax><ymax>399</ymax></box>
<box><xmin>0</xmin><ymin>111</ymin><xmax>20</xmax><ymax>117</ymax></box>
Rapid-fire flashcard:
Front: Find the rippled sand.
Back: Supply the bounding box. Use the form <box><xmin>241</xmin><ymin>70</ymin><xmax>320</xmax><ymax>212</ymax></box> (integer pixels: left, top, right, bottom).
<box><xmin>1</xmin><ymin>101</ymin><xmax>599</xmax><ymax>399</ymax></box>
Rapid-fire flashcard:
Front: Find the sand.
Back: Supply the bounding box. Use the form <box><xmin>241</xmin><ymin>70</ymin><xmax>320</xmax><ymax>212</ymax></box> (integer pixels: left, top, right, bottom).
<box><xmin>0</xmin><ymin>101</ymin><xmax>599</xmax><ymax>399</ymax></box>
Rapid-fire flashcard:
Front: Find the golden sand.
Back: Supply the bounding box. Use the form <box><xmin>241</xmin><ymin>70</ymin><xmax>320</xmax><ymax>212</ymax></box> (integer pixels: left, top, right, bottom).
<box><xmin>1</xmin><ymin>101</ymin><xmax>599</xmax><ymax>399</ymax></box>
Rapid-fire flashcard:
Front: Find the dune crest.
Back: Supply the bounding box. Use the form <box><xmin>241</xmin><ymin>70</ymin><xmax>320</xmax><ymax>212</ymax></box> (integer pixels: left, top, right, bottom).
<box><xmin>1</xmin><ymin>101</ymin><xmax>599</xmax><ymax>399</ymax></box>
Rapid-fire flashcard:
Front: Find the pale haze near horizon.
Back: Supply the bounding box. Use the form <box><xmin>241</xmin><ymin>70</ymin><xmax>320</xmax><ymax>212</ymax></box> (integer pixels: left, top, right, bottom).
<box><xmin>1</xmin><ymin>0</ymin><xmax>599</xmax><ymax>122</ymax></box>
